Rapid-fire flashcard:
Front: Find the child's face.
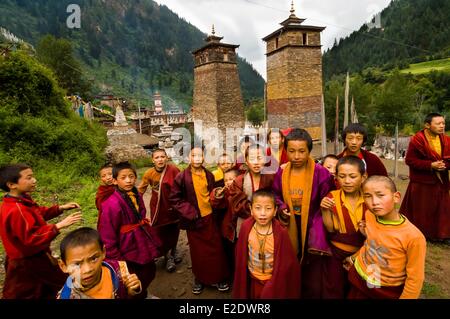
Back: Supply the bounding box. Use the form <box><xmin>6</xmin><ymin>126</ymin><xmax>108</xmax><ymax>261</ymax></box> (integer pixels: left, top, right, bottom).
<box><xmin>8</xmin><ymin>168</ymin><xmax>37</xmax><ymax>194</ymax></box>
<box><xmin>251</xmin><ymin>196</ymin><xmax>276</xmax><ymax>227</ymax></box>
<box><xmin>59</xmin><ymin>242</ymin><xmax>105</xmax><ymax>291</ymax></box>
<box><xmin>336</xmin><ymin>163</ymin><xmax>365</xmax><ymax>194</ymax></box>
<box><xmin>100</xmin><ymin>168</ymin><xmax>113</xmax><ymax>186</ymax></box>
<box><xmin>114</xmin><ymin>168</ymin><xmax>137</xmax><ymax>191</ymax></box>
<box><xmin>269</xmin><ymin>132</ymin><xmax>283</xmax><ymax>147</ymax></box>
<box><xmin>287</xmin><ymin>140</ymin><xmax>310</xmax><ymax>168</ymax></box>
<box><xmin>189</xmin><ymin>148</ymin><xmax>204</xmax><ymax>168</ymax></box>
<box><xmin>152</xmin><ymin>151</ymin><xmax>168</xmax><ymax>171</ymax></box>
<box><xmin>363</xmin><ymin>181</ymin><xmax>401</xmax><ymax>220</ymax></box>
<box><xmin>323</xmin><ymin>158</ymin><xmax>338</xmax><ymax>177</ymax></box>
<box><xmin>223</xmin><ymin>172</ymin><xmax>237</xmax><ymax>188</ymax></box>
<box><xmin>218</xmin><ymin>156</ymin><xmax>233</xmax><ymax>173</ymax></box>
<box><xmin>345</xmin><ymin>133</ymin><xmax>364</xmax><ymax>154</ymax></box>
<box><xmin>246</xmin><ymin>148</ymin><xmax>265</xmax><ymax>174</ymax></box>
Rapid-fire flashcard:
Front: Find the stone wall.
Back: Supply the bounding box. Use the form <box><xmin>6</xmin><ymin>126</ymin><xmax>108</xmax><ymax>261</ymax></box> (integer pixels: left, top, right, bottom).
<box><xmin>266</xmin><ymin>43</ymin><xmax>323</xmax><ymax>140</ymax></box>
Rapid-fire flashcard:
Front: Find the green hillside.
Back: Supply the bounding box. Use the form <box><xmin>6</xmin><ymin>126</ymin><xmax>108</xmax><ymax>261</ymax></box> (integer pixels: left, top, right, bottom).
<box><xmin>400</xmin><ymin>58</ymin><xmax>450</xmax><ymax>74</ymax></box>
<box><xmin>0</xmin><ymin>0</ymin><xmax>264</xmax><ymax>108</ymax></box>
<box><xmin>323</xmin><ymin>0</ymin><xmax>450</xmax><ymax>79</ymax></box>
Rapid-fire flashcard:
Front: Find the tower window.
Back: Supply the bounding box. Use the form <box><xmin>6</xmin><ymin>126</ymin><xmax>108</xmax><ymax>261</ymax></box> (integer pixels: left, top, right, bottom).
<box><xmin>275</xmin><ymin>37</ymin><xmax>279</xmax><ymax>49</ymax></box>
<box><xmin>302</xmin><ymin>33</ymin><xmax>308</xmax><ymax>45</ymax></box>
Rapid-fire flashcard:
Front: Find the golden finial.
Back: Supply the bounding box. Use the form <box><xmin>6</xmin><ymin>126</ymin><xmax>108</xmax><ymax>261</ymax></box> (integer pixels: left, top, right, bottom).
<box><xmin>290</xmin><ymin>1</ymin><xmax>295</xmax><ymax>15</ymax></box>
<box><xmin>211</xmin><ymin>24</ymin><xmax>215</xmax><ymax>35</ymax></box>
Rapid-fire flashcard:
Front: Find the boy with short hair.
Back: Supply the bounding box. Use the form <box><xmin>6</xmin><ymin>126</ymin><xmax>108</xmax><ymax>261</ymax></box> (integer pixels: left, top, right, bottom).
<box><xmin>138</xmin><ymin>148</ymin><xmax>181</xmax><ymax>273</ymax></box>
<box><xmin>98</xmin><ymin>161</ymin><xmax>161</xmax><ymax>299</ymax></box>
<box><xmin>321</xmin><ymin>154</ymin><xmax>339</xmax><ymax>178</ymax></box>
<box><xmin>212</xmin><ymin>153</ymin><xmax>234</xmax><ymax>187</ymax></box>
<box><xmin>169</xmin><ymin>146</ymin><xmax>230</xmax><ymax>294</ymax></box>
<box><xmin>338</xmin><ymin>123</ymin><xmax>387</xmax><ymax>177</ymax></box>
<box><xmin>320</xmin><ymin>156</ymin><xmax>367</xmax><ymax>298</ymax></box>
<box><xmin>58</xmin><ymin>227</ymin><xmax>142</xmax><ymax>299</ymax></box>
<box><xmin>95</xmin><ymin>164</ymin><xmax>114</xmax><ymax>229</ymax></box>
<box><xmin>233</xmin><ymin>190</ymin><xmax>301</xmax><ymax>299</ymax></box>
<box><xmin>346</xmin><ymin>175</ymin><xmax>426</xmax><ymax>299</ymax></box>
<box><xmin>0</xmin><ymin>163</ymin><xmax>82</xmax><ymax>299</ymax></box>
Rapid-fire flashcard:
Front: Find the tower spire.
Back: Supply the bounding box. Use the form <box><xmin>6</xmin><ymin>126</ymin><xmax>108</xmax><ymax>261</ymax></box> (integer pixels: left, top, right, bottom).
<box><xmin>211</xmin><ymin>24</ymin><xmax>215</xmax><ymax>36</ymax></box>
<box><xmin>290</xmin><ymin>1</ymin><xmax>295</xmax><ymax>15</ymax></box>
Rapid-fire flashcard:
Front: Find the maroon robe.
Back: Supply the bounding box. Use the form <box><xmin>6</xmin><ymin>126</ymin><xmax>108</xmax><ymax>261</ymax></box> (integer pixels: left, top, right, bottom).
<box><xmin>233</xmin><ymin>217</ymin><xmax>301</xmax><ymax>299</ymax></box>
<box><xmin>337</xmin><ymin>148</ymin><xmax>388</xmax><ymax>177</ymax></box>
<box><xmin>265</xmin><ymin>147</ymin><xmax>288</xmax><ymax>174</ymax></box>
<box><xmin>95</xmin><ymin>184</ymin><xmax>115</xmax><ymax>229</ymax></box>
<box><xmin>169</xmin><ymin>166</ymin><xmax>229</xmax><ymax>285</ymax></box>
<box><xmin>146</xmin><ymin>164</ymin><xmax>181</xmax><ymax>255</ymax></box>
<box><xmin>222</xmin><ymin>173</ymin><xmax>274</xmax><ymax>242</ymax></box>
<box><xmin>399</xmin><ymin>130</ymin><xmax>450</xmax><ymax>239</ymax></box>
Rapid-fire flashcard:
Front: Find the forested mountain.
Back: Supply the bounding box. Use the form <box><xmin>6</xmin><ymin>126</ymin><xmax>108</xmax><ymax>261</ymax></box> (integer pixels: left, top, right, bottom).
<box><xmin>0</xmin><ymin>0</ymin><xmax>264</xmax><ymax>108</ymax></box>
<box><xmin>323</xmin><ymin>0</ymin><xmax>450</xmax><ymax>79</ymax></box>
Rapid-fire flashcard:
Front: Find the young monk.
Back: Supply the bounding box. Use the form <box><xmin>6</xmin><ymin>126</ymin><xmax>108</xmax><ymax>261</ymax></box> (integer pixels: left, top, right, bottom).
<box><xmin>320</xmin><ymin>156</ymin><xmax>367</xmax><ymax>298</ymax></box>
<box><xmin>225</xmin><ymin>144</ymin><xmax>275</xmax><ymax>244</ymax></box>
<box><xmin>265</xmin><ymin>128</ymin><xmax>288</xmax><ymax>173</ymax></box>
<box><xmin>347</xmin><ymin>175</ymin><xmax>426</xmax><ymax>299</ymax></box>
<box><xmin>233</xmin><ymin>190</ymin><xmax>301</xmax><ymax>299</ymax></box>
<box><xmin>99</xmin><ymin>162</ymin><xmax>160</xmax><ymax>299</ymax></box>
<box><xmin>210</xmin><ymin>169</ymin><xmax>240</xmax><ymax>276</ymax></box>
<box><xmin>321</xmin><ymin>154</ymin><xmax>339</xmax><ymax>178</ymax></box>
<box><xmin>58</xmin><ymin>227</ymin><xmax>142</xmax><ymax>299</ymax></box>
<box><xmin>338</xmin><ymin>123</ymin><xmax>388</xmax><ymax>177</ymax></box>
<box><xmin>138</xmin><ymin>149</ymin><xmax>181</xmax><ymax>273</ymax></box>
<box><xmin>169</xmin><ymin>146</ymin><xmax>229</xmax><ymax>294</ymax></box>
<box><xmin>0</xmin><ymin>163</ymin><xmax>82</xmax><ymax>299</ymax></box>
<box><xmin>212</xmin><ymin>153</ymin><xmax>234</xmax><ymax>187</ymax></box>
<box><xmin>95</xmin><ymin>164</ymin><xmax>115</xmax><ymax>229</ymax></box>
<box><xmin>272</xmin><ymin>128</ymin><xmax>335</xmax><ymax>299</ymax></box>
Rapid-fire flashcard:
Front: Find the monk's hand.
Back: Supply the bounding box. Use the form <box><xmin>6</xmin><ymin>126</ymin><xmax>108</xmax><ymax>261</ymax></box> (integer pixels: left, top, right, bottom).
<box><xmin>215</xmin><ymin>187</ymin><xmax>225</xmax><ymax>198</ymax></box>
<box><xmin>343</xmin><ymin>256</ymin><xmax>354</xmax><ymax>271</ymax></box>
<box><xmin>56</xmin><ymin>212</ymin><xmax>82</xmax><ymax>230</ymax></box>
<box><xmin>282</xmin><ymin>208</ymin><xmax>290</xmax><ymax>216</ymax></box>
<box><xmin>59</xmin><ymin>202</ymin><xmax>81</xmax><ymax>211</ymax></box>
<box><xmin>320</xmin><ymin>197</ymin><xmax>335</xmax><ymax>209</ymax></box>
<box><xmin>124</xmin><ymin>274</ymin><xmax>142</xmax><ymax>296</ymax></box>
<box><xmin>431</xmin><ymin>160</ymin><xmax>446</xmax><ymax>171</ymax></box>
<box><xmin>358</xmin><ymin>220</ymin><xmax>367</xmax><ymax>237</ymax></box>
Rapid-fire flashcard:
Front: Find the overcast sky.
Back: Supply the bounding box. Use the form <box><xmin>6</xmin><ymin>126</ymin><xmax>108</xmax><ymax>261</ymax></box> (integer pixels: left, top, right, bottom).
<box><xmin>154</xmin><ymin>0</ymin><xmax>392</xmax><ymax>78</ymax></box>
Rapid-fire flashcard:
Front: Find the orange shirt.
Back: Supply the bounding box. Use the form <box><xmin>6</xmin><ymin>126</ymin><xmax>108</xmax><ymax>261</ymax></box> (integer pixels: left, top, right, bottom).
<box><xmin>192</xmin><ymin>170</ymin><xmax>213</xmax><ymax>217</ymax></box>
<box><xmin>84</xmin><ymin>266</ymin><xmax>115</xmax><ymax>299</ymax></box>
<box><xmin>354</xmin><ymin>212</ymin><xmax>426</xmax><ymax>299</ymax></box>
<box><xmin>248</xmin><ymin>226</ymin><xmax>274</xmax><ymax>281</ymax></box>
<box><xmin>138</xmin><ymin>168</ymin><xmax>162</xmax><ymax>194</ymax></box>
<box><xmin>289</xmin><ymin>169</ymin><xmax>306</xmax><ymax>216</ymax></box>
<box><xmin>425</xmin><ymin>129</ymin><xmax>442</xmax><ymax>156</ymax></box>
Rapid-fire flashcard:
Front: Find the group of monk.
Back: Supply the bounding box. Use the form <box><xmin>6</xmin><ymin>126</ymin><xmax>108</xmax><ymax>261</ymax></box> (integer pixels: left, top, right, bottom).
<box><xmin>0</xmin><ymin>112</ymin><xmax>448</xmax><ymax>299</ymax></box>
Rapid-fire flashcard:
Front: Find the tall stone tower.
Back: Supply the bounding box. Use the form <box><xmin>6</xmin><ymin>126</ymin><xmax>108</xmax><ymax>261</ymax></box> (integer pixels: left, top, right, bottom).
<box><xmin>263</xmin><ymin>1</ymin><xmax>325</xmax><ymax>140</ymax></box>
<box><xmin>192</xmin><ymin>26</ymin><xmax>245</xmax><ymax>151</ymax></box>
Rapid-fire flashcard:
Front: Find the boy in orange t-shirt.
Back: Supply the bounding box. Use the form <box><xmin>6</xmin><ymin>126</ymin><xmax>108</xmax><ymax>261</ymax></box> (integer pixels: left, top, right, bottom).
<box><xmin>346</xmin><ymin>175</ymin><xmax>426</xmax><ymax>299</ymax></box>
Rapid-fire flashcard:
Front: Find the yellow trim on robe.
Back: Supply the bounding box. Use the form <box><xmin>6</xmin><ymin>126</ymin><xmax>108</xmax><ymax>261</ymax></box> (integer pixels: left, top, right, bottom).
<box><xmin>425</xmin><ymin>129</ymin><xmax>442</xmax><ymax>157</ymax></box>
<box><xmin>191</xmin><ymin>170</ymin><xmax>213</xmax><ymax>217</ymax></box>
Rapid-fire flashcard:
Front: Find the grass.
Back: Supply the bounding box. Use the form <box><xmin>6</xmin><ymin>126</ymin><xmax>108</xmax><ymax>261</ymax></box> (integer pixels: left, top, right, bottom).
<box><xmin>400</xmin><ymin>58</ymin><xmax>450</xmax><ymax>75</ymax></box>
<box><xmin>421</xmin><ymin>282</ymin><xmax>447</xmax><ymax>299</ymax></box>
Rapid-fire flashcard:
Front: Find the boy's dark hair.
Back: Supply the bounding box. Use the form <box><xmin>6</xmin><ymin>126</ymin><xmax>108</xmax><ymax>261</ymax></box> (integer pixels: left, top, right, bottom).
<box><xmin>112</xmin><ymin>162</ymin><xmax>137</xmax><ymax>179</ymax></box>
<box><xmin>322</xmin><ymin>154</ymin><xmax>338</xmax><ymax>164</ymax></box>
<box><xmin>151</xmin><ymin>148</ymin><xmax>167</xmax><ymax>157</ymax></box>
<box><xmin>424</xmin><ymin>112</ymin><xmax>443</xmax><ymax>124</ymax></box>
<box><xmin>336</xmin><ymin>156</ymin><xmax>366</xmax><ymax>175</ymax></box>
<box><xmin>60</xmin><ymin>227</ymin><xmax>104</xmax><ymax>263</ymax></box>
<box><xmin>284</xmin><ymin>128</ymin><xmax>313</xmax><ymax>152</ymax></box>
<box><xmin>362</xmin><ymin>175</ymin><xmax>397</xmax><ymax>193</ymax></box>
<box><xmin>224</xmin><ymin>169</ymin><xmax>239</xmax><ymax>178</ymax></box>
<box><xmin>99</xmin><ymin>163</ymin><xmax>113</xmax><ymax>172</ymax></box>
<box><xmin>251</xmin><ymin>189</ymin><xmax>276</xmax><ymax>206</ymax></box>
<box><xmin>0</xmin><ymin>164</ymin><xmax>31</xmax><ymax>192</ymax></box>
<box><xmin>245</xmin><ymin>143</ymin><xmax>265</xmax><ymax>160</ymax></box>
<box><xmin>341</xmin><ymin>123</ymin><xmax>368</xmax><ymax>145</ymax></box>
<box><xmin>238</xmin><ymin>136</ymin><xmax>255</xmax><ymax>151</ymax></box>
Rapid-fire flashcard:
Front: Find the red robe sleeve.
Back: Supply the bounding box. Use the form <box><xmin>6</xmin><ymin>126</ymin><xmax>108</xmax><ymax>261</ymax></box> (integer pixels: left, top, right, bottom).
<box><xmin>169</xmin><ymin>171</ymin><xmax>198</xmax><ymax>221</ymax></box>
<box><xmin>38</xmin><ymin>205</ymin><xmax>62</xmax><ymax>221</ymax></box>
<box><xmin>227</xmin><ymin>178</ymin><xmax>251</xmax><ymax>219</ymax></box>
<box><xmin>6</xmin><ymin>205</ymin><xmax>59</xmax><ymax>255</ymax></box>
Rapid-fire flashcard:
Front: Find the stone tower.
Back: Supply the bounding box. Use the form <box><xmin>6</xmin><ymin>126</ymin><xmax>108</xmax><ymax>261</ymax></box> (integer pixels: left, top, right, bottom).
<box><xmin>263</xmin><ymin>1</ymin><xmax>325</xmax><ymax>140</ymax></box>
<box><xmin>192</xmin><ymin>25</ymin><xmax>245</xmax><ymax>151</ymax></box>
